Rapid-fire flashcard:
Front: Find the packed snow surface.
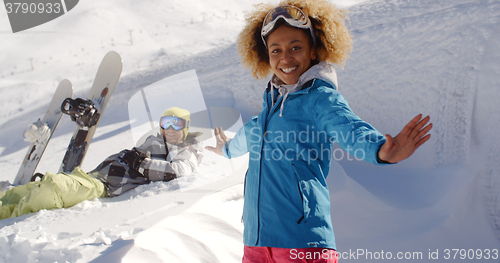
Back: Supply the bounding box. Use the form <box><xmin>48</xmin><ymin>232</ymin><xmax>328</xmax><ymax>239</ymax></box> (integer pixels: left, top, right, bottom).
<box><xmin>1</xmin><ymin>0</ymin><xmax>500</xmax><ymax>262</ymax></box>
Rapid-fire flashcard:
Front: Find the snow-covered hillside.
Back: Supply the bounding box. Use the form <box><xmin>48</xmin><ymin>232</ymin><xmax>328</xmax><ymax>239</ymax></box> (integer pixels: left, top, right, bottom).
<box><xmin>1</xmin><ymin>0</ymin><xmax>500</xmax><ymax>262</ymax></box>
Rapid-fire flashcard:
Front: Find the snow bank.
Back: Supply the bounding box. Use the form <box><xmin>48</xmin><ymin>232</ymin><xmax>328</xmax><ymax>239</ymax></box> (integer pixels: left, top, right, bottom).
<box><xmin>341</xmin><ymin>0</ymin><xmax>500</xmax><ymax>243</ymax></box>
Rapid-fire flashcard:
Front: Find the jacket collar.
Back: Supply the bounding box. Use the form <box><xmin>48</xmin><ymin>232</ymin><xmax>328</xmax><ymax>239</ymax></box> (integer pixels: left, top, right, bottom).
<box><xmin>267</xmin><ymin>61</ymin><xmax>338</xmax><ymax>92</ymax></box>
<box><xmin>267</xmin><ymin>61</ymin><xmax>338</xmax><ymax>117</ymax></box>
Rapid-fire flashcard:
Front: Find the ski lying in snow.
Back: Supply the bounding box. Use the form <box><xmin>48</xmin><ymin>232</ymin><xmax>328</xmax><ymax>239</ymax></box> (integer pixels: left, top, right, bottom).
<box><xmin>59</xmin><ymin>51</ymin><xmax>122</xmax><ymax>174</ymax></box>
<box><xmin>13</xmin><ymin>79</ymin><xmax>73</xmax><ymax>185</ymax></box>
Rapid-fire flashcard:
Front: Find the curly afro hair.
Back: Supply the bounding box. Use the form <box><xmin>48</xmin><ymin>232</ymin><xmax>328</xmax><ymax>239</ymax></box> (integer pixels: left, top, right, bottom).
<box><xmin>237</xmin><ymin>0</ymin><xmax>353</xmax><ymax>80</ymax></box>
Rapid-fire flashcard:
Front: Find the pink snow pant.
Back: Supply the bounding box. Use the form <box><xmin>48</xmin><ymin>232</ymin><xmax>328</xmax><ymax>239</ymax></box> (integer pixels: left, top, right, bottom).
<box><xmin>243</xmin><ymin>246</ymin><xmax>339</xmax><ymax>263</ymax></box>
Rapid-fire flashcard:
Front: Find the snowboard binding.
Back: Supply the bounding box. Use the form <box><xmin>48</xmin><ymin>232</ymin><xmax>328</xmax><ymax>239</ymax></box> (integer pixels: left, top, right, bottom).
<box><xmin>30</xmin><ymin>172</ymin><xmax>44</xmax><ymax>182</ymax></box>
<box><xmin>23</xmin><ymin>119</ymin><xmax>51</xmax><ymax>144</ymax></box>
<box><xmin>61</xmin><ymin>98</ymin><xmax>101</xmax><ymax>127</ymax></box>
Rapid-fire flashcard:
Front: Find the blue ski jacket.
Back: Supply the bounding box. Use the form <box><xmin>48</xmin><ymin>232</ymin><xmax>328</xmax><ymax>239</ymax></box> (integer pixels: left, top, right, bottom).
<box><xmin>223</xmin><ymin>62</ymin><xmax>387</xmax><ymax>249</ymax></box>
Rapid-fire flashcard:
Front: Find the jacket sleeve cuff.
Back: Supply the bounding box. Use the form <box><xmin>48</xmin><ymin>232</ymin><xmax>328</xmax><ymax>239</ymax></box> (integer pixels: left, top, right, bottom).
<box><xmin>138</xmin><ymin>157</ymin><xmax>150</xmax><ymax>177</ymax></box>
<box><xmin>376</xmin><ymin>146</ymin><xmax>396</xmax><ymax>165</ymax></box>
<box><xmin>222</xmin><ymin>141</ymin><xmax>231</xmax><ymax>159</ymax></box>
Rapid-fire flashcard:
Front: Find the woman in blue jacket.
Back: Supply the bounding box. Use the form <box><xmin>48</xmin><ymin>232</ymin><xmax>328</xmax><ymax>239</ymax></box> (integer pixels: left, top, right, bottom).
<box><xmin>206</xmin><ymin>0</ymin><xmax>432</xmax><ymax>262</ymax></box>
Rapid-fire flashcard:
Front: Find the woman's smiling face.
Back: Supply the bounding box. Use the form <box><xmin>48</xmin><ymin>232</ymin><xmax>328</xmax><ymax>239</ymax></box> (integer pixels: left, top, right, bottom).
<box><xmin>267</xmin><ymin>25</ymin><xmax>316</xmax><ymax>85</ymax></box>
<box><xmin>162</xmin><ymin>127</ymin><xmax>184</xmax><ymax>144</ymax></box>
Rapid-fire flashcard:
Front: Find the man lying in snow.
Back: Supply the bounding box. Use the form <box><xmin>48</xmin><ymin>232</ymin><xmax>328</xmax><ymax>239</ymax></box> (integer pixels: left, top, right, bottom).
<box><xmin>0</xmin><ymin>107</ymin><xmax>203</xmax><ymax>220</ymax></box>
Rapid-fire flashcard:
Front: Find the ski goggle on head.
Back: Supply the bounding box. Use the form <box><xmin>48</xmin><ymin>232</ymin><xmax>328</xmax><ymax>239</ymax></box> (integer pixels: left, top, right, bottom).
<box><xmin>160</xmin><ymin>116</ymin><xmax>188</xmax><ymax>131</ymax></box>
<box><xmin>261</xmin><ymin>5</ymin><xmax>316</xmax><ymax>48</ymax></box>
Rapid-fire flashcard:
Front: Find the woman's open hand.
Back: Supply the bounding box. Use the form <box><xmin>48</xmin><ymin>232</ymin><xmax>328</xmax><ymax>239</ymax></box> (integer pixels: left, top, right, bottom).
<box><xmin>205</xmin><ymin>127</ymin><xmax>231</xmax><ymax>156</ymax></box>
<box><xmin>378</xmin><ymin>114</ymin><xmax>432</xmax><ymax>163</ymax></box>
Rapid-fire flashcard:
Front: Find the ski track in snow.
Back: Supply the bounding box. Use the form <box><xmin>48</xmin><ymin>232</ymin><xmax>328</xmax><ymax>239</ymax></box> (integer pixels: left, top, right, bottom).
<box><xmin>1</xmin><ymin>0</ymin><xmax>500</xmax><ymax>262</ymax></box>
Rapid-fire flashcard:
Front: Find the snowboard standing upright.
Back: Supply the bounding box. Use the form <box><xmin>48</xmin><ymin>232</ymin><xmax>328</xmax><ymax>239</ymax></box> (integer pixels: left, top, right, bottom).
<box><xmin>59</xmin><ymin>51</ymin><xmax>122</xmax><ymax>173</ymax></box>
<box><xmin>14</xmin><ymin>79</ymin><xmax>73</xmax><ymax>185</ymax></box>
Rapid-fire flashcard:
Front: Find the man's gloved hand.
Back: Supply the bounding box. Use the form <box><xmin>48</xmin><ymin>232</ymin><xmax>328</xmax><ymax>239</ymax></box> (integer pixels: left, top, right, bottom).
<box><xmin>120</xmin><ymin>148</ymin><xmax>149</xmax><ymax>171</ymax></box>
